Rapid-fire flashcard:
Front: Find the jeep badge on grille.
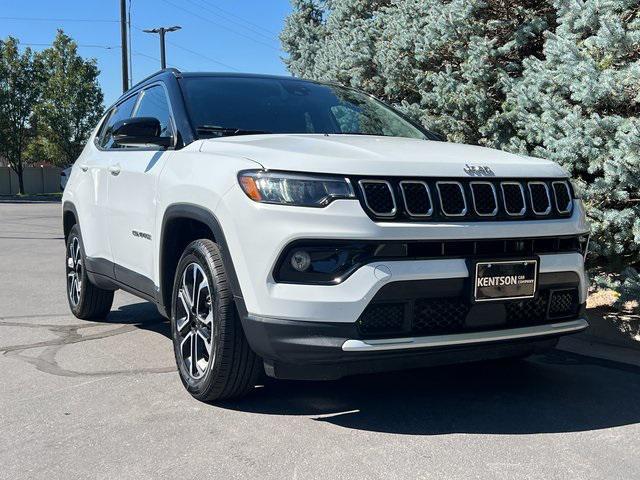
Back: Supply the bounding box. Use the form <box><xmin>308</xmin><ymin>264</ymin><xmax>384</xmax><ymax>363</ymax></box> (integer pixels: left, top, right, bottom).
<box><xmin>464</xmin><ymin>164</ymin><xmax>495</xmax><ymax>177</ymax></box>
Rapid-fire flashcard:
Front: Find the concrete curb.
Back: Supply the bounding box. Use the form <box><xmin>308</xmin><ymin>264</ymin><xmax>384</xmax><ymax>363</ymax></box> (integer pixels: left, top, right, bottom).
<box><xmin>0</xmin><ymin>195</ymin><xmax>62</xmax><ymax>203</ymax></box>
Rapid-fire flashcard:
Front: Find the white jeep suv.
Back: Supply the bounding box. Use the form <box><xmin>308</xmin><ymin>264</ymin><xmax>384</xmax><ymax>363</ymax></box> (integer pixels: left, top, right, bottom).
<box><xmin>62</xmin><ymin>69</ymin><xmax>590</xmax><ymax>401</ymax></box>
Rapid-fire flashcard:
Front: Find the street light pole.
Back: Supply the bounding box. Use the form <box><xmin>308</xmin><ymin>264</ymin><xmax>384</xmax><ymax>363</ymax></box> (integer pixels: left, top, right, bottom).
<box><xmin>143</xmin><ymin>26</ymin><xmax>181</xmax><ymax>70</ymax></box>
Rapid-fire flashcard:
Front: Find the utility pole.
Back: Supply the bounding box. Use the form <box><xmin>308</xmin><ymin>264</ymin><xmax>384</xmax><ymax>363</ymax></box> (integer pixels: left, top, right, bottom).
<box><xmin>143</xmin><ymin>26</ymin><xmax>181</xmax><ymax>69</ymax></box>
<box><xmin>119</xmin><ymin>0</ymin><xmax>129</xmax><ymax>92</ymax></box>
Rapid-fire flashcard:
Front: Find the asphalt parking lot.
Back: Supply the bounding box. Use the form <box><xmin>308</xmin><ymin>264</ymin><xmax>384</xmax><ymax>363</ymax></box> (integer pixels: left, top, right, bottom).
<box><xmin>1</xmin><ymin>201</ymin><xmax>639</xmax><ymax>480</ymax></box>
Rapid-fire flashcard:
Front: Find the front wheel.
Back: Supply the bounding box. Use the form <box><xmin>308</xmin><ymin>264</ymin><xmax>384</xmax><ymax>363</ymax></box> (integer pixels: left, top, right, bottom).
<box><xmin>65</xmin><ymin>225</ymin><xmax>114</xmax><ymax>319</ymax></box>
<box><xmin>171</xmin><ymin>239</ymin><xmax>262</xmax><ymax>402</ymax></box>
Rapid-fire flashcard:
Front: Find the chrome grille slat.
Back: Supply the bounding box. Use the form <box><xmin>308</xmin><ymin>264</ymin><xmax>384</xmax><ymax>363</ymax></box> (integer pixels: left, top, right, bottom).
<box><xmin>470</xmin><ymin>182</ymin><xmax>498</xmax><ymax>216</ymax></box>
<box><xmin>399</xmin><ymin>181</ymin><xmax>433</xmax><ymax>217</ymax></box>
<box><xmin>528</xmin><ymin>181</ymin><xmax>552</xmax><ymax>215</ymax></box>
<box><xmin>501</xmin><ymin>182</ymin><xmax>527</xmax><ymax>216</ymax></box>
<box><xmin>436</xmin><ymin>181</ymin><xmax>467</xmax><ymax>217</ymax></box>
<box><xmin>552</xmin><ymin>181</ymin><xmax>573</xmax><ymax>214</ymax></box>
<box><xmin>358</xmin><ymin>180</ymin><xmax>396</xmax><ymax>217</ymax></box>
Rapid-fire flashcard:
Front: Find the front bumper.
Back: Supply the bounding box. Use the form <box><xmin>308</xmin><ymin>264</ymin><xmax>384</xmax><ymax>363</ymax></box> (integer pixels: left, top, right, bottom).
<box><xmin>241</xmin><ymin>313</ymin><xmax>587</xmax><ymax>380</ymax></box>
<box><xmin>215</xmin><ymin>187</ymin><xmax>590</xmax><ymax>323</ymax></box>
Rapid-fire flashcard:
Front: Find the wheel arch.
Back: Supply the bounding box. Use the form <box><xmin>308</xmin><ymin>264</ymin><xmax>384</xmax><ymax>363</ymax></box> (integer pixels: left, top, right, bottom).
<box><xmin>159</xmin><ymin>203</ymin><xmax>246</xmax><ymax>319</ymax></box>
<box><xmin>62</xmin><ymin>201</ymin><xmax>79</xmax><ymax>241</ymax></box>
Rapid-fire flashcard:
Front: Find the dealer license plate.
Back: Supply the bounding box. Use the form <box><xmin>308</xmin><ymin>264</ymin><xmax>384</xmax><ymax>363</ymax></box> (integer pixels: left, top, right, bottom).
<box><xmin>473</xmin><ymin>259</ymin><xmax>538</xmax><ymax>302</ymax></box>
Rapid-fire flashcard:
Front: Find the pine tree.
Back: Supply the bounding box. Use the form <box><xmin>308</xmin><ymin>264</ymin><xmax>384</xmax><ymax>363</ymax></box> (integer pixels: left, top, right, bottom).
<box><xmin>281</xmin><ymin>0</ymin><xmax>640</xmax><ymax>302</ymax></box>
<box><xmin>495</xmin><ymin>0</ymin><xmax>640</xmax><ymax>291</ymax></box>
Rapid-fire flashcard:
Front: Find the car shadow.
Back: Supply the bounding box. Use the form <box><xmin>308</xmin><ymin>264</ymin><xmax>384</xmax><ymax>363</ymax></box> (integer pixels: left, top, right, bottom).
<box><xmin>101</xmin><ymin>301</ymin><xmax>640</xmax><ymax>436</ymax></box>
<box><xmin>100</xmin><ymin>301</ymin><xmax>172</xmax><ymax>339</ymax></box>
<box><xmin>219</xmin><ymin>349</ymin><xmax>640</xmax><ymax>436</ymax></box>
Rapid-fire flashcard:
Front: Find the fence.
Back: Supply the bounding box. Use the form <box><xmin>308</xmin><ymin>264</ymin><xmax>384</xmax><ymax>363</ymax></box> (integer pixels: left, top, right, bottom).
<box><xmin>0</xmin><ymin>166</ymin><xmax>62</xmax><ymax>195</ymax></box>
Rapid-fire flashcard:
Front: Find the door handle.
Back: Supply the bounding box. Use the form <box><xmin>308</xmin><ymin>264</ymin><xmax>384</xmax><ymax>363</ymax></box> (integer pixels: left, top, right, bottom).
<box><xmin>108</xmin><ymin>164</ymin><xmax>121</xmax><ymax>176</ymax></box>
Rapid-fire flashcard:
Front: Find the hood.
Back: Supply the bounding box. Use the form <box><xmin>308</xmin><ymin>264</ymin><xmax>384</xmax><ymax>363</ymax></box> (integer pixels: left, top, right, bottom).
<box><xmin>199</xmin><ymin>134</ymin><xmax>567</xmax><ymax>178</ymax></box>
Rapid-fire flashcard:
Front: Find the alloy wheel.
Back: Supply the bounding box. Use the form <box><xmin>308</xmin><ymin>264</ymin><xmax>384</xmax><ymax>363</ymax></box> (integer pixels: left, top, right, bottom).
<box><xmin>66</xmin><ymin>236</ymin><xmax>82</xmax><ymax>306</ymax></box>
<box><xmin>175</xmin><ymin>262</ymin><xmax>214</xmax><ymax>379</ymax></box>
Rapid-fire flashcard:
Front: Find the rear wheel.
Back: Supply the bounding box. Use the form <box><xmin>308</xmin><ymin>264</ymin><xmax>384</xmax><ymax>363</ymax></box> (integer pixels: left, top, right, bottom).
<box><xmin>66</xmin><ymin>225</ymin><xmax>114</xmax><ymax>319</ymax></box>
<box><xmin>171</xmin><ymin>239</ymin><xmax>262</xmax><ymax>402</ymax></box>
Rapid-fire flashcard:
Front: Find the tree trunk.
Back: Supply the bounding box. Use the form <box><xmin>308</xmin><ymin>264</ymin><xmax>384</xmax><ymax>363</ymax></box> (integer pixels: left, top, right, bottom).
<box><xmin>15</xmin><ymin>164</ymin><xmax>25</xmax><ymax>195</ymax></box>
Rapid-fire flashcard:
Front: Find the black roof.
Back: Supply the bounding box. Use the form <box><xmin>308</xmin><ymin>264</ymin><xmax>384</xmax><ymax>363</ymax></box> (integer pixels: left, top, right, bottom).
<box><xmin>128</xmin><ymin>68</ymin><xmax>309</xmax><ymax>93</ymax></box>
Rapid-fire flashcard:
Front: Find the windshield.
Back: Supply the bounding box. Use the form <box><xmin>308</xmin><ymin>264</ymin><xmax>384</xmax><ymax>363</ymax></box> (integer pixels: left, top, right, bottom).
<box><xmin>181</xmin><ymin>76</ymin><xmax>430</xmax><ymax>140</ymax></box>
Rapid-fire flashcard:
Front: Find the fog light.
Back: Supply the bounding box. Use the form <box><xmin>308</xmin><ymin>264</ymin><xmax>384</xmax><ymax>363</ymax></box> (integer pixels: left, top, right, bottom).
<box><xmin>290</xmin><ymin>250</ymin><xmax>311</xmax><ymax>272</ymax></box>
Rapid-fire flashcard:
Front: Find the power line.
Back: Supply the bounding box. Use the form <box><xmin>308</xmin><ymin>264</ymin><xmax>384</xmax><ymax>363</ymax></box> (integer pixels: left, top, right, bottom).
<box><xmin>0</xmin><ymin>16</ymin><xmax>119</xmax><ymax>23</ymax></box>
<box><xmin>194</xmin><ymin>0</ymin><xmax>278</xmax><ymax>35</ymax></box>
<box><xmin>165</xmin><ymin>39</ymin><xmax>239</xmax><ymax>71</ymax></box>
<box><xmin>158</xmin><ymin>0</ymin><xmax>280</xmax><ymax>52</ymax></box>
<box><xmin>19</xmin><ymin>42</ymin><xmax>118</xmax><ymax>49</ymax></box>
<box><xmin>130</xmin><ymin>23</ymin><xmax>239</xmax><ymax>72</ymax></box>
<box><xmin>185</xmin><ymin>0</ymin><xmax>277</xmax><ymax>42</ymax></box>
<box><xmin>131</xmin><ymin>50</ymin><xmax>160</xmax><ymax>62</ymax></box>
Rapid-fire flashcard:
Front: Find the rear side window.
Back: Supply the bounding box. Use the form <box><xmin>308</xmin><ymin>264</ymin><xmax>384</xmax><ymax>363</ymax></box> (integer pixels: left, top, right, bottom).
<box><xmin>97</xmin><ymin>94</ymin><xmax>139</xmax><ymax>149</ymax></box>
<box><xmin>133</xmin><ymin>85</ymin><xmax>173</xmax><ymax>138</ymax></box>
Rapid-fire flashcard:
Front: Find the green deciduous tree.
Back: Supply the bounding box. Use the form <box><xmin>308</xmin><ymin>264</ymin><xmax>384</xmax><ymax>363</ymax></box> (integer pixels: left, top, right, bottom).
<box><xmin>36</xmin><ymin>30</ymin><xmax>104</xmax><ymax>167</ymax></box>
<box><xmin>0</xmin><ymin>37</ymin><xmax>43</xmax><ymax>194</ymax></box>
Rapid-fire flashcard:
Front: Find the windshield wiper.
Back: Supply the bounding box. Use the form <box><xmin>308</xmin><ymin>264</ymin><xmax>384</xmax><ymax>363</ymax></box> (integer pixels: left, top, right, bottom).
<box><xmin>196</xmin><ymin>125</ymin><xmax>272</xmax><ymax>138</ymax></box>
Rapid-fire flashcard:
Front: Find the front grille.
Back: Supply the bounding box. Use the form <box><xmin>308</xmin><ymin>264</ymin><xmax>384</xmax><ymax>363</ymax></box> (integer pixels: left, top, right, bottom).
<box><xmin>501</xmin><ymin>182</ymin><xmax>526</xmax><ymax>216</ymax></box>
<box><xmin>358</xmin><ymin>180</ymin><xmax>396</xmax><ymax>216</ymax></box>
<box><xmin>357</xmin><ymin>287</ymin><xmax>581</xmax><ymax>339</ymax></box>
<box><xmin>552</xmin><ymin>181</ymin><xmax>572</xmax><ymax>213</ymax></box>
<box><xmin>470</xmin><ymin>182</ymin><xmax>498</xmax><ymax>216</ymax></box>
<box><xmin>400</xmin><ymin>181</ymin><xmax>433</xmax><ymax>216</ymax></box>
<box><xmin>353</xmin><ymin>177</ymin><xmax>574</xmax><ymax>222</ymax></box>
<box><xmin>436</xmin><ymin>182</ymin><xmax>467</xmax><ymax>216</ymax></box>
<box><xmin>528</xmin><ymin>182</ymin><xmax>551</xmax><ymax>215</ymax></box>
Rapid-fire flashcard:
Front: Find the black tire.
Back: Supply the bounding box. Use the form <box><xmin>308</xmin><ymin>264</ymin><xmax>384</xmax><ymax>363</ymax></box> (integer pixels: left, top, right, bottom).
<box><xmin>66</xmin><ymin>224</ymin><xmax>114</xmax><ymax>319</ymax></box>
<box><xmin>171</xmin><ymin>239</ymin><xmax>262</xmax><ymax>402</ymax></box>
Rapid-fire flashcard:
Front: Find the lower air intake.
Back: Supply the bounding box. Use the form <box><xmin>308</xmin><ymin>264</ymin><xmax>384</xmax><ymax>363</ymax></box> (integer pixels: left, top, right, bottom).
<box><xmin>356</xmin><ymin>288</ymin><xmax>581</xmax><ymax>338</ymax></box>
<box><xmin>357</xmin><ymin>303</ymin><xmax>405</xmax><ymax>336</ymax></box>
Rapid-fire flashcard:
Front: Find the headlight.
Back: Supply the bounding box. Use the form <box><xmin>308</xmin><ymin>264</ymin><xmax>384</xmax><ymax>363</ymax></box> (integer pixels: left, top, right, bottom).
<box><xmin>238</xmin><ymin>170</ymin><xmax>356</xmax><ymax>207</ymax></box>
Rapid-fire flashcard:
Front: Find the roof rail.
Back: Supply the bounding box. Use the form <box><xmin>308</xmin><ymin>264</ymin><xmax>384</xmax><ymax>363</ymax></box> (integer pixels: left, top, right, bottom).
<box><xmin>127</xmin><ymin>67</ymin><xmax>182</xmax><ymax>93</ymax></box>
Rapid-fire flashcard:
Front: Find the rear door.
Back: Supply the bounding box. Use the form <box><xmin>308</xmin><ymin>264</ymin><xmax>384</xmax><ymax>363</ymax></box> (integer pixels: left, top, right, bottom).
<box><xmin>106</xmin><ymin>83</ymin><xmax>176</xmax><ymax>295</ymax></box>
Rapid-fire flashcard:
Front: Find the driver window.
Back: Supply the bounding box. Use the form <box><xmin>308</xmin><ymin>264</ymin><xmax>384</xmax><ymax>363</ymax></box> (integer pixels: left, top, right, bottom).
<box><xmin>134</xmin><ymin>85</ymin><xmax>173</xmax><ymax>138</ymax></box>
<box><xmin>99</xmin><ymin>93</ymin><xmax>139</xmax><ymax>149</ymax></box>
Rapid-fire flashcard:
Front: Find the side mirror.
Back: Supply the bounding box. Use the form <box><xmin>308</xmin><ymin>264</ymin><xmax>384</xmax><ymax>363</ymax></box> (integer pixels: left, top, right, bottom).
<box><xmin>112</xmin><ymin>117</ymin><xmax>172</xmax><ymax>148</ymax></box>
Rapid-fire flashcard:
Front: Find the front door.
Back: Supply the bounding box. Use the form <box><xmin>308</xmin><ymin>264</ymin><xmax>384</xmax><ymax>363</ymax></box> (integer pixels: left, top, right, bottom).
<box><xmin>106</xmin><ymin>84</ymin><xmax>176</xmax><ymax>296</ymax></box>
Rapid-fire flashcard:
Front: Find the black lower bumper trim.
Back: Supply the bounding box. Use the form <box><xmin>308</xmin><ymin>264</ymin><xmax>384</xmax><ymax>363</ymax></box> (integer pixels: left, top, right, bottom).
<box><xmin>240</xmin><ymin>313</ymin><xmax>580</xmax><ymax>381</ymax></box>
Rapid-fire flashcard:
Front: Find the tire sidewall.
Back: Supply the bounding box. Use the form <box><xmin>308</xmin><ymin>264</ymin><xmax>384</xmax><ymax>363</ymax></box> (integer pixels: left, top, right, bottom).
<box><xmin>171</xmin><ymin>241</ymin><xmax>228</xmax><ymax>396</ymax></box>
